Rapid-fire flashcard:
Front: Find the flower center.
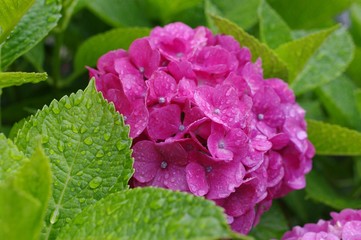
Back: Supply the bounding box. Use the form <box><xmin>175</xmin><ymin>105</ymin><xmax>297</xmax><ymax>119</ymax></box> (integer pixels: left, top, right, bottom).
<box><xmin>176</xmin><ymin>52</ymin><xmax>184</xmax><ymax>58</ymax></box>
<box><xmin>160</xmin><ymin>161</ymin><xmax>168</xmax><ymax>169</ymax></box>
<box><xmin>218</xmin><ymin>141</ymin><xmax>225</xmax><ymax>149</ymax></box>
<box><xmin>179</xmin><ymin>124</ymin><xmax>185</xmax><ymax>131</ymax></box>
<box><xmin>158</xmin><ymin>97</ymin><xmax>166</xmax><ymax>104</ymax></box>
<box><xmin>206</xmin><ymin>166</ymin><xmax>213</xmax><ymax>173</ymax></box>
<box><xmin>214</xmin><ymin>108</ymin><xmax>221</xmax><ymax>115</ymax></box>
<box><xmin>257</xmin><ymin>113</ymin><xmax>264</xmax><ymax>120</ymax></box>
<box><xmin>139</xmin><ymin>66</ymin><xmax>145</xmax><ymax>73</ymax></box>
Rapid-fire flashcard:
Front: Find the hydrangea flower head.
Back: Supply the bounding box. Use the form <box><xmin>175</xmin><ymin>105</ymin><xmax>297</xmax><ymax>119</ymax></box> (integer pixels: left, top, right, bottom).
<box><xmin>282</xmin><ymin>209</ymin><xmax>361</xmax><ymax>240</ymax></box>
<box><xmin>89</xmin><ymin>22</ymin><xmax>315</xmax><ymax>234</ymax></box>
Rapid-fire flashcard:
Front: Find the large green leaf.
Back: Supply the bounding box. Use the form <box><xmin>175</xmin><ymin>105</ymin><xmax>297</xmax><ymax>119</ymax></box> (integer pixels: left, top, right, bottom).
<box><xmin>0</xmin><ymin>0</ymin><xmax>34</xmax><ymax>44</ymax></box>
<box><xmin>291</xmin><ymin>28</ymin><xmax>354</xmax><ymax>95</ymax></box>
<box><xmin>258</xmin><ymin>0</ymin><xmax>292</xmax><ymax>49</ymax></box>
<box><xmin>317</xmin><ymin>75</ymin><xmax>361</xmax><ymax>130</ymax></box>
<box><xmin>306</xmin><ymin>170</ymin><xmax>361</xmax><ymax>210</ymax></box>
<box><xmin>275</xmin><ymin>26</ymin><xmax>337</xmax><ymax>83</ymax></box>
<box><xmin>347</xmin><ymin>46</ymin><xmax>361</xmax><ymax>87</ymax></box>
<box><xmin>307</xmin><ymin>119</ymin><xmax>361</xmax><ymax>156</ymax></box>
<box><xmin>268</xmin><ymin>0</ymin><xmax>350</xmax><ymax>29</ymax></box>
<box><xmin>249</xmin><ymin>202</ymin><xmax>288</xmax><ymax>239</ymax></box>
<box><xmin>0</xmin><ymin>72</ymin><xmax>47</xmax><ymax>88</ymax></box>
<box><xmin>1</xmin><ymin>0</ymin><xmax>61</xmax><ymax>68</ymax></box>
<box><xmin>74</xmin><ymin>27</ymin><xmax>150</xmax><ymax>73</ymax></box>
<box><xmin>0</xmin><ymin>135</ymin><xmax>51</xmax><ymax>240</ymax></box>
<box><xmin>14</xmin><ymin>79</ymin><xmax>134</xmax><ymax>239</ymax></box>
<box><xmin>57</xmin><ymin>188</ymin><xmax>248</xmax><ymax>240</ymax></box>
<box><xmin>86</xmin><ymin>0</ymin><xmax>150</xmax><ymax>27</ymax></box>
<box><xmin>205</xmin><ymin>0</ymin><xmax>260</xmax><ymax>31</ymax></box>
<box><xmin>350</xmin><ymin>3</ymin><xmax>361</xmax><ymax>47</ymax></box>
<box><xmin>211</xmin><ymin>15</ymin><xmax>288</xmax><ymax>80</ymax></box>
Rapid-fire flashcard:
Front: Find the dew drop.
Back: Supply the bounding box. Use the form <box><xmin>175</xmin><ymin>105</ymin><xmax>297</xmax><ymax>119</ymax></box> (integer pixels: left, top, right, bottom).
<box><xmin>72</xmin><ymin>125</ymin><xmax>79</xmax><ymax>133</ymax></box>
<box><xmin>65</xmin><ymin>218</ymin><xmax>72</xmax><ymax>223</ymax></box>
<box><xmin>47</xmin><ymin>16</ymin><xmax>57</xmax><ymax>22</ymax></box>
<box><xmin>57</xmin><ymin>141</ymin><xmax>65</xmax><ymax>152</ymax></box>
<box><xmin>89</xmin><ymin>176</ymin><xmax>102</xmax><ymax>189</ymax></box>
<box><xmin>52</xmin><ymin>102</ymin><xmax>60</xmax><ymax>114</ymax></box>
<box><xmin>86</xmin><ymin>100</ymin><xmax>92</xmax><ymax>109</ymax></box>
<box><xmin>32</xmin><ymin>120</ymin><xmax>38</xmax><ymax>127</ymax></box>
<box><xmin>297</xmin><ymin>131</ymin><xmax>307</xmax><ymax>140</ymax></box>
<box><xmin>49</xmin><ymin>149</ymin><xmax>55</xmax><ymax>155</ymax></box>
<box><xmin>116</xmin><ymin>141</ymin><xmax>126</xmax><ymax>151</ymax></box>
<box><xmin>79</xmin><ymin>198</ymin><xmax>86</xmax><ymax>203</ymax></box>
<box><xmin>81</xmin><ymin>151</ymin><xmax>86</xmax><ymax>155</ymax></box>
<box><xmin>42</xmin><ymin>135</ymin><xmax>49</xmax><ymax>144</ymax></box>
<box><xmin>115</xmin><ymin>120</ymin><xmax>121</xmax><ymax>125</ymax></box>
<box><xmin>76</xmin><ymin>171</ymin><xmax>84</xmax><ymax>176</ymax></box>
<box><xmin>158</xmin><ymin>97</ymin><xmax>166</xmax><ymax>104</ymax></box>
<box><xmin>10</xmin><ymin>150</ymin><xmax>22</xmax><ymax>160</ymax></box>
<box><xmin>150</xmin><ymin>198</ymin><xmax>165</xmax><ymax>210</ymax></box>
<box><xmin>50</xmin><ymin>209</ymin><xmax>60</xmax><ymax>224</ymax></box>
<box><xmin>74</xmin><ymin>93</ymin><xmax>84</xmax><ymax>105</ymax></box>
<box><xmin>80</xmin><ymin>126</ymin><xmax>87</xmax><ymax>133</ymax></box>
<box><xmin>97</xmin><ymin>160</ymin><xmax>103</xmax><ymax>165</ymax></box>
<box><xmin>84</xmin><ymin>137</ymin><xmax>93</xmax><ymax>145</ymax></box>
<box><xmin>103</xmin><ymin>133</ymin><xmax>111</xmax><ymax>141</ymax></box>
<box><xmin>64</xmin><ymin>98</ymin><xmax>72</xmax><ymax>109</ymax></box>
<box><xmin>96</xmin><ymin>150</ymin><xmax>104</xmax><ymax>158</ymax></box>
<box><xmin>93</xmin><ymin>126</ymin><xmax>100</xmax><ymax>133</ymax></box>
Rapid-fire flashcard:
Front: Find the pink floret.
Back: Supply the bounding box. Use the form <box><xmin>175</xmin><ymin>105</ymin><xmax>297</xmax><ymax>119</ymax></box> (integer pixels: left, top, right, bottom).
<box><xmin>282</xmin><ymin>209</ymin><xmax>361</xmax><ymax>240</ymax></box>
<box><xmin>88</xmin><ymin>22</ymin><xmax>315</xmax><ymax>234</ymax></box>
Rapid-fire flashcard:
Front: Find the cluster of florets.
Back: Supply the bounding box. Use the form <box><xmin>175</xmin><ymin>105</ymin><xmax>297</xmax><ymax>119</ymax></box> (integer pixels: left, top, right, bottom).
<box><xmin>282</xmin><ymin>209</ymin><xmax>361</xmax><ymax>240</ymax></box>
<box><xmin>88</xmin><ymin>22</ymin><xmax>315</xmax><ymax>234</ymax></box>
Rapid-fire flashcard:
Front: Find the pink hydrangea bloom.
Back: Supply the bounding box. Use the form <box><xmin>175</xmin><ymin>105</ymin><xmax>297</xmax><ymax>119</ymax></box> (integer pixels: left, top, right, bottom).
<box><xmin>89</xmin><ymin>22</ymin><xmax>315</xmax><ymax>234</ymax></box>
<box><xmin>282</xmin><ymin>209</ymin><xmax>361</xmax><ymax>240</ymax></box>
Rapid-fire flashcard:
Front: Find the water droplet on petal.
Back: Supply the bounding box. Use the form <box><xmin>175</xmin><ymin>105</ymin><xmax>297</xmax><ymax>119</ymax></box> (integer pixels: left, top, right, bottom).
<box><xmin>89</xmin><ymin>176</ymin><xmax>102</xmax><ymax>189</ymax></box>
<box><xmin>297</xmin><ymin>131</ymin><xmax>307</xmax><ymax>140</ymax></box>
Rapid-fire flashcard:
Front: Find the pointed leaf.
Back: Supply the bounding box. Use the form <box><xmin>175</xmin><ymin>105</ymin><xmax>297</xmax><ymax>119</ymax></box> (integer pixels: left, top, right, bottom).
<box><xmin>316</xmin><ymin>75</ymin><xmax>361</xmax><ymax>129</ymax></box>
<box><xmin>57</xmin><ymin>188</ymin><xmax>249</xmax><ymax>240</ymax></box>
<box><xmin>275</xmin><ymin>26</ymin><xmax>337</xmax><ymax>82</ymax></box>
<box><xmin>258</xmin><ymin>0</ymin><xmax>292</xmax><ymax>49</ymax></box>
<box><xmin>211</xmin><ymin>15</ymin><xmax>288</xmax><ymax>80</ymax></box>
<box><xmin>74</xmin><ymin>27</ymin><xmax>150</xmax><ymax>73</ymax></box>
<box><xmin>1</xmin><ymin>0</ymin><xmax>61</xmax><ymax>68</ymax></box>
<box><xmin>14</xmin><ymin>79</ymin><xmax>134</xmax><ymax>239</ymax></box>
<box><xmin>307</xmin><ymin>119</ymin><xmax>361</xmax><ymax>156</ymax></box>
<box><xmin>0</xmin><ymin>0</ymin><xmax>34</xmax><ymax>44</ymax></box>
<box><xmin>0</xmin><ymin>136</ymin><xmax>51</xmax><ymax>240</ymax></box>
<box><xmin>0</xmin><ymin>72</ymin><xmax>47</xmax><ymax>88</ymax></box>
<box><xmin>286</xmin><ymin>27</ymin><xmax>354</xmax><ymax>95</ymax></box>
<box><xmin>205</xmin><ymin>0</ymin><xmax>260</xmax><ymax>31</ymax></box>
<box><xmin>306</xmin><ymin>170</ymin><xmax>361</xmax><ymax>210</ymax></box>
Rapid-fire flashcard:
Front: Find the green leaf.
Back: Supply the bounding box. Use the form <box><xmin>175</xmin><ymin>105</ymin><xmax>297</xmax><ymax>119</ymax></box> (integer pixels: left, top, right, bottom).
<box><xmin>267</xmin><ymin>0</ymin><xmax>350</xmax><ymax>29</ymax></box>
<box><xmin>317</xmin><ymin>75</ymin><xmax>361</xmax><ymax>130</ymax></box>
<box><xmin>306</xmin><ymin>170</ymin><xmax>361</xmax><ymax>210</ymax></box>
<box><xmin>275</xmin><ymin>26</ymin><xmax>337</xmax><ymax>83</ymax></box>
<box><xmin>74</xmin><ymin>27</ymin><xmax>150</xmax><ymax>73</ymax></box>
<box><xmin>258</xmin><ymin>0</ymin><xmax>292</xmax><ymax>49</ymax></box>
<box><xmin>24</xmin><ymin>41</ymin><xmax>45</xmax><ymax>72</ymax></box>
<box><xmin>307</xmin><ymin>119</ymin><xmax>361</xmax><ymax>156</ymax></box>
<box><xmin>86</xmin><ymin>0</ymin><xmax>150</xmax><ymax>27</ymax></box>
<box><xmin>1</xmin><ymin>0</ymin><xmax>61</xmax><ymax>68</ymax></box>
<box><xmin>249</xmin><ymin>202</ymin><xmax>288</xmax><ymax>240</ymax></box>
<box><xmin>211</xmin><ymin>15</ymin><xmax>288</xmax><ymax>80</ymax></box>
<box><xmin>14</xmin><ymin>79</ymin><xmax>134</xmax><ymax>239</ymax></box>
<box><xmin>0</xmin><ymin>72</ymin><xmax>47</xmax><ymax>88</ymax></box>
<box><xmin>57</xmin><ymin>188</ymin><xmax>248</xmax><ymax>240</ymax></box>
<box><xmin>291</xmin><ymin>28</ymin><xmax>354</xmax><ymax>95</ymax></box>
<box><xmin>350</xmin><ymin>3</ymin><xmax>361</xmax><ymax>47</ymax></box>
<box><xmin>0</xmin><ymin>0</ymin><xmax>34</xmax><ymax>44</ymax></box>
<box><xmin>346</xmin><ymin>46</ymin><xmax>361</xmax><ymax>87</ymax></box>
<box><xmin>205</xmin><ymin>0</ymin><xmax>260</xmax><ymax>31</ymax></box>
<box><xmin>0</xmin><ymin>136</ymin><xmax>51</xmax><ymax>240</ymax></box>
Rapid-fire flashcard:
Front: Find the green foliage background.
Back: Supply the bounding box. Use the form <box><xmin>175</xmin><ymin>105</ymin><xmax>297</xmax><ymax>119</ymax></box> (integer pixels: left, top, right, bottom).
<box><xmin>1</xmin><ymin>0</ymin><xmax>361</xmax><ymax>239</ymax></box>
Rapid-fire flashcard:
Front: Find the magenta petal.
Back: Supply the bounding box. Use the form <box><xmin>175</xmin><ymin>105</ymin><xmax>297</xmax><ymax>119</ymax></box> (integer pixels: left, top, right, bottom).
<box><xmin>147</xmin><ymin>70</ymin><xmax>177</xmax><ymax>104</ymax></box>
<box><xmin>270</xmin><ymin>133</ymin><xmax>290</xmax><ymax>150</ymax></box>
<box><xmin>156</xmin><ymin>141</ymin><xmax>188</xmax><ymax>166</ymax></box>
<box><xmin>231</xmin><ymin>209</ymin><xmax>256</xmax><ymax>235</ymax></box>
<box><xmin>129</xmin><ymin>38</ymin><xmax>160</xmax><ymax>78</ymax></box>
<box><xmin>97</xmin><ymin>49</ymin><xmax>127</xmax><ymax>74</ymax></box>
<box><xmin>133</xmin><ymin>141</ymin><xmax>161</xmax><ymax>183</ymax></box>
<box><xmin>342</xmin><ymin>221</ymin><xmax>361</xmax><ymax>240</ymax></box>
<box><xmin>126</xmin><ymin>100</ymin><xmax>149</xmax><ymax>138</ymax></box>
<box><xmin>207</xmin><ymin>124</ymin><xmax>234</xmax><ymax>161</ymax></box>
<box><xmin>164</xmin><ymin>165</ymin><xmax>189</xmax><ymax>191</ymax></box>
<box><xmin>147</xmin><ymin>104</ymin><xmax>182</xmax><ymax>140</ymax></box>
<box><xmin>186</xmin><ymin>162</ymin><xmax>209</xmax><ymax>196</ymax></box>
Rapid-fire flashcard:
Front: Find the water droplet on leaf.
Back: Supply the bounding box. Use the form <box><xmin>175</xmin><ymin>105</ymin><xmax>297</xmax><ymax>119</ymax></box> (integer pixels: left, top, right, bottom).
<box><xmin>103</xmin><ymin>133</ymin><xmax>111</xmax><ymax>141</ymax></box>
<box><xmin>50</xmin><ymin>209</ymin><xmax>60</xmax><ymax>224</ymax></box>
<box><xmin>89</xmin><ymin>176</ymin><xmax>102</xmax><ymax>189</ymax></box>
<box><xmin>52</xmin><ymin>102</ymin><xmax>60</xmax><ymax>114</ymax></box>
<box><xmin>84</xmin><ymin>137</ymin><xmax>93</xmax><ymax>145</ymax></box>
